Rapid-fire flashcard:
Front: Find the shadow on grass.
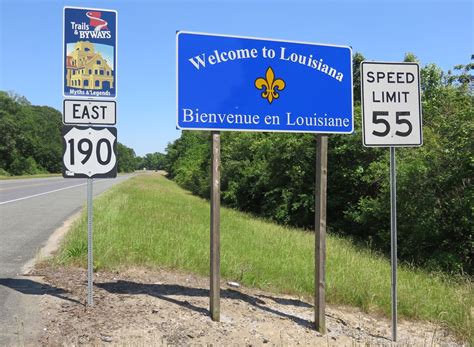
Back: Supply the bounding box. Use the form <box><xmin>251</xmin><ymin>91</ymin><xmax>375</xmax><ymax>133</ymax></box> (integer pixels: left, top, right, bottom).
<box><xmin>0</xmin><ymin>278</ymin><xmax>83</xmax><ymax>306</ymax></box>
<box><xmin>96</xmin><ymin>280</ymin><xmax>313</xmax><ymax>329</ymax></box>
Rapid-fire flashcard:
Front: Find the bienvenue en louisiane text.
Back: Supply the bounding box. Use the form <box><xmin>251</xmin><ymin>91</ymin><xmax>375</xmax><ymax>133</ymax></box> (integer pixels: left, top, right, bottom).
<box><xmin>181</xmin><ymin>45</ymin><xmax>350</xmax><ymax>128</ymax></box>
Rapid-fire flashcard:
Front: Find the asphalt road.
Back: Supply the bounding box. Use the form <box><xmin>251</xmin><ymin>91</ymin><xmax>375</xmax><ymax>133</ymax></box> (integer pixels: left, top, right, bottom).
<box><xmin>0</xmin><ymin>174</ymin><xmax>134</xmax><ymax>345</ymax></box>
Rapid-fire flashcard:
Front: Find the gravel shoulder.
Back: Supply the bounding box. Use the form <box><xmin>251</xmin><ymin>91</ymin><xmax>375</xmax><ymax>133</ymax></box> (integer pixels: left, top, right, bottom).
<box><xmin>30</xmin><ymin>264</ymin><xmax>462</xmax><ymax>346</ymax></box>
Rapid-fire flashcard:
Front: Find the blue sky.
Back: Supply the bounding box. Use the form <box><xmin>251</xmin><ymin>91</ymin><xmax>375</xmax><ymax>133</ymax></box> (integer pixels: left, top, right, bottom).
<box><xmin>0</xmin><ymin>0</ymin><xmax>472</xmax><ymax>156</ymax></box>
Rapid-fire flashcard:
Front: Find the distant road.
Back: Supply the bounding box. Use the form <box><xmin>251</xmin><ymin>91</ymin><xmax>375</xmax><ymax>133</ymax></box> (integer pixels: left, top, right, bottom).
<box><xmin>0</xmin><ymin>174</ymin><xmax>135</xmax><ymax>345</ymax></box>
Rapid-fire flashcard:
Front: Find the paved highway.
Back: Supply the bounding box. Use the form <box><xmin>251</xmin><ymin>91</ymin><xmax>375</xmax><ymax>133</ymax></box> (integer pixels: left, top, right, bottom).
<box><xmin>0</xmin><ymin>175</ymin><xmax>134</xmax><ymax>345</ymax></box>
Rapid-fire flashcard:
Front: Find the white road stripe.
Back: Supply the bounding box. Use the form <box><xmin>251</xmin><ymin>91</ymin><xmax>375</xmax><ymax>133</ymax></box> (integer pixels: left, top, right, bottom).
<box><xmin>0</xmin><ymin>181</ymin><xmax>64</xmax><ymax>191</ymax></box>
<box><xmin>0</xmin><ymin>179</ymin><xmax>106</xmax><ymax>205</ymax></box>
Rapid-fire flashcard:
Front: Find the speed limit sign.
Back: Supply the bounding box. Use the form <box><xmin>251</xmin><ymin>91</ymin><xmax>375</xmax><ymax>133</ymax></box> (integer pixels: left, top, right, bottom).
<box><xmin>62</xmin><ymin>126</ymin><xmax>117</xmax><ymax>178</ymax></box>
<box><xmin>361</xmin><ymin>62</ymin><xmax>422</xmax><ymax>147</ymax></box>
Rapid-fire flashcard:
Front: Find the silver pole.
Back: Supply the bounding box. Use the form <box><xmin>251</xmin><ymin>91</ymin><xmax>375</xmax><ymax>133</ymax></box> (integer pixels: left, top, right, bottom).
<box><xmin>87</xmin><ymin>178</ymin><xmax>94</xmax><ymax>306</ymax></box>
<box><xmin>390</xmin><ymin>147</ymin><xmax>397</xmax><ymax>341</ymax></box>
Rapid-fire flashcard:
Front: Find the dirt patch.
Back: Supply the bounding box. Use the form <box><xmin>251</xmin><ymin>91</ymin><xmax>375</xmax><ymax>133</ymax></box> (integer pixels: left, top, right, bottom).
<box><xmin>30</xmin><ymin>264</ymin><xmax>463</xmax><ymax>346</ymax></box>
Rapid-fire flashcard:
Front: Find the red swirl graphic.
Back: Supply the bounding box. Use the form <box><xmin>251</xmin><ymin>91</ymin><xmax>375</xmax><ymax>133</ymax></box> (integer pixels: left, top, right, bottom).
<box><xmin>86</xmin><ymin>11</ymin><xmax>108</xmax><ymax>31</ymax></box>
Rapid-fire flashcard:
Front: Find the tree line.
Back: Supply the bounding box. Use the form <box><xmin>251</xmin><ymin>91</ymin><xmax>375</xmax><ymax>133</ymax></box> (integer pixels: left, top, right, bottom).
<box><xmin>0</xmin><ymin>91</ymin><xmax>165</xmax><ymax>175</ymax></box>
<box><xmin>1</xmin><ymin>52</ymin><xmax>471</xmax><ymax>274</ymax></box>
<box><xmin>164</xmin><ymin>54</ymin><xmax>473</xmax><ymax>275</ymax></box>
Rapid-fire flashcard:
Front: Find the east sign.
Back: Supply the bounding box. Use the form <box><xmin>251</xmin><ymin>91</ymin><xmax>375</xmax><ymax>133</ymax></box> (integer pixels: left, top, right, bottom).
<box><xmin>177</xmin><ymin>32</ymin><xmax>353</xmax><ymax>133</ymax></box>
<box><xmin>63</xmin><ymin>100</ymin><xmax>116</xmax><ymax>125</ymax></box>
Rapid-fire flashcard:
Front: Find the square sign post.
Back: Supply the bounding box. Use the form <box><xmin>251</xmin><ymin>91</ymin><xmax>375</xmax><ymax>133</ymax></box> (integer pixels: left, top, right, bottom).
<box><xmin>62</xmin><ymin>6</ymin><xmax>118</xmax><ymax>307</ymax></box>
<box><xmin>177</xmin><ymin>31</ymin><xmax>353</xmax><ymax>330</ymax></box>
<box><xmin>361</xmin><ymin>61</ymin><xmax>422</xmax><ymax>342</ymax></box>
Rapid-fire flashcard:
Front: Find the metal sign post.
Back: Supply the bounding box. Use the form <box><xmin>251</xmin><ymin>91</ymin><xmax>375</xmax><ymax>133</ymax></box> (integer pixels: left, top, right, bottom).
<box><xmin>210</xmin><ymin>131</ymin><xmax>221</xmax><ymax>321</ymax></box>
<box><xmin>314</xmin><ymin>134</ymin><xmax>328</xmax><ymax>333</ymax></box>
<box><xmin>360</xmin><ymin>61</ymin><xmax>422</xmax><ymax>342</ymax></box>
<box><xmin>389</xmin><ymin>147</ymin><xmax>397</xmax><ymax>341</ymax></box>
<box><xmin>87</xmin><ymin>178</ymin><xmax>94</xmax><ymax>306</ymax></box>
<box><xmin>62</xmin><ymin>6</ymin><xmax>118</xmax><ymax>308</ymax></box>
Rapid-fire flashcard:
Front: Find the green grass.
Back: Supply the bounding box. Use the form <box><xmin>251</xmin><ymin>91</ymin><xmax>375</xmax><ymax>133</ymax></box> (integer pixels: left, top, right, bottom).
<box><xmin>56</xmin><ymin>173</ymin><xmax>472</xmax><ymax>342</ymax></box>
<box><xmin>0</xmin><ymin>173</ymin><xmax>61</xmax><ymax>180</ymax></box>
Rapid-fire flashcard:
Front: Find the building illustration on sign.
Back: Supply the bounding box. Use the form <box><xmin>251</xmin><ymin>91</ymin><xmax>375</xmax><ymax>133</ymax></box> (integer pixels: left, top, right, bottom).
<box><xmin>64</xmin><ymin>7</ymin><xmax>117</xmax><ymax>98</ymax></box>
<box><xmin>65</xmin><ymin>41</ymin><xmax>114</xmax><ymax>90</ymax></box>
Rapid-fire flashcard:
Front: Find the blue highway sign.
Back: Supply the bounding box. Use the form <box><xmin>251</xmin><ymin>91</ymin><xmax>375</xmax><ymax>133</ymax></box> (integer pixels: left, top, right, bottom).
<box><xmin>177</xmin><ymin>32</ymin><xmax>353</xmax><ymax>133</ymax></box>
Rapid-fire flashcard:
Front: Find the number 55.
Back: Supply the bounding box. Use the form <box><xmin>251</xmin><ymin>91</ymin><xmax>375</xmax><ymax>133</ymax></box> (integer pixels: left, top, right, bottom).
<box><xmin>372</xmin><ymin>111</ymin><xmax>412</xmax><ymax>137</ymax></box>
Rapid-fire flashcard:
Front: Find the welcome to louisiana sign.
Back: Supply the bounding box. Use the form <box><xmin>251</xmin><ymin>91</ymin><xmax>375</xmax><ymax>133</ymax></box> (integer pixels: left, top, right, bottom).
<box><xmin>177</xmin><ymin>32</ymin><xmax>353</xmax><ymax>133</ymax></box>
<box><xmin>64</xmin><ymin>7</ymin><xmax>117</xmax><ymax>98</ymax></box>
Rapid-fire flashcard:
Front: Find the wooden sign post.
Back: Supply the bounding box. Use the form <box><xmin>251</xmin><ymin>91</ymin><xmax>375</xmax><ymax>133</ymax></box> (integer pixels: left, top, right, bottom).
<box><xmin>210</xmin><ymin>131</ymin><xmax>221</xmax><ymax>321</ymax></box>
<box><xmin>314</xmin><ymin>134</ymin><xmax>328</xmax><ymax>333</ymax></box>
<box><xmin>177</xmin><ymin>32</ymin><xmax>352</xmax><ymax>326</ymax></box>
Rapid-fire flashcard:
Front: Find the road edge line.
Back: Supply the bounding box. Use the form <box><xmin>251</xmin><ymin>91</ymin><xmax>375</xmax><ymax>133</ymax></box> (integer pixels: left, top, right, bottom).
<box><xmin>21</xmin><ymin>211</ymin><xmax>82</xmax><ymax>275</ymax></box>
<box><xmin>19</xmin><ymin>174</ymin><xmax>135</xmax><ymax>274</ymax></box>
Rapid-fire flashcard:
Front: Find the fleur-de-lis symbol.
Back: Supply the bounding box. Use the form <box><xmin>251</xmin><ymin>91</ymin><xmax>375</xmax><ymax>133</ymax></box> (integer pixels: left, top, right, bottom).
<box><xmin>254</xmin><ymin>67</ymin><xmax>286</xmax><ymax>104</ymax></box>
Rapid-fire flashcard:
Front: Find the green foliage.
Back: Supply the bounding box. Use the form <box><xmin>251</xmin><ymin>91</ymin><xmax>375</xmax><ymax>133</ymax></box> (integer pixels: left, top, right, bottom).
<box><xmin>0</xmin><ymin>91</ymin><xmax>62</xmax><ymax>175</ymax></box>
<box><xmin>138</xmin><ymin>152</ymin><xmax>166</xmax><ymax>171</ymax></box>
<box><xmin>165</xmin><ymin>131</ymin><xmax>211</xmax><ymax>197</ymax></box>
<box><xmin>0</xmin><ymin>91</ymin><xmax>139</xmax><ymax>176</ymax></box>
<box><xmin>117</xmin><ymin>142</ymin><xmax>137</xmax><ymax>173</ymax></box>
<box><xmin>9</xmin><ymin>156</ymin><xmax>45</xmax><ymax>175</ymax></box>
<box><xmin>403</xmin><ymin>52</ymin><xmax>419</xmax><ymax>63</ymax></box>
<box><xmin>221</xmin><ymin>132</ymin><xmax>316</xmax><ymax>227</ymax></box>
<box><xmin>349</xmin><ymin>70</ymin><xmax>474</xmax><ymax>273</ymax></box>
<box><xmin>165</xmin><ymin>58</ymin><xmax>473</xmax><ymax>275</ymax></box>
<box><xmin>352</xmin><ymin>52</ymin><xmax>365</xmax><ymax>103</ymax></box>
<box><xmin>353</xmin><ymin>62</ymin><xmax>469</xmax><ymax>274</ymax></box>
